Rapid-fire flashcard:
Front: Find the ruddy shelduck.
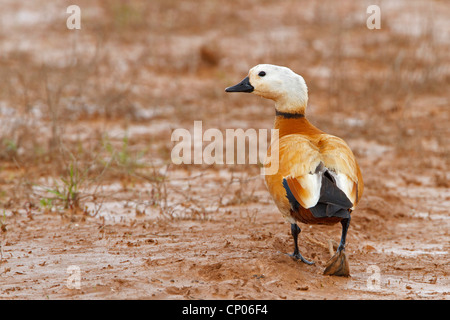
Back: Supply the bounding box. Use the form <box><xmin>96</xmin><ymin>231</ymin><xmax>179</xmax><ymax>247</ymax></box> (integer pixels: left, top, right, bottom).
<box><xmin>226</xmin><ymin>64</ymin><xmax>363</xmax><ymax>276</ymax></box>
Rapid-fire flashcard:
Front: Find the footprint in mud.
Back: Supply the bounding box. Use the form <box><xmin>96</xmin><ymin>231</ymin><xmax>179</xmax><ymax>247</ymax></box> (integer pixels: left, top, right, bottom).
<box><xmin>165</xmin><ymin>285</ymin><xmax>192</xmax><ymax>296</ymax></box>
<box><xmin>197</xmin><ymin>262</ymin><xmax>225</xmax><ymax>281</ymax></box>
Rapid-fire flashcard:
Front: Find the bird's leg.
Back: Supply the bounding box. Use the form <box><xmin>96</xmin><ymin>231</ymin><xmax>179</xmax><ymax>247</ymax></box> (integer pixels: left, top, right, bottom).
<box><xmin>338</xmin><ymin>217</ymin><xmax>350</xmax><ymax>252</ymax></box>
<box><xmin>288</xmin><ymin>223</ymin><xmax>314</xmax><ymax>265</ymax></box>
<box><xmin>324</xmin><ymin>217</ymin><xmax>351</xmax><ymax>276</ymax></box>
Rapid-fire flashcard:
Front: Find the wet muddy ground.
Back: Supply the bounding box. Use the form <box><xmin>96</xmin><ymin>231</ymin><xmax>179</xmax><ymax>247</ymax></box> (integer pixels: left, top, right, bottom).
<box><xmin>1</xmin><ymin>150</ymin><xmax>449</xmax><ymax>299</ymax></box>
<box><xmin>0</xmin><ymin>0</ymin><xmax>449</xmax><ymax>299</ymax></box>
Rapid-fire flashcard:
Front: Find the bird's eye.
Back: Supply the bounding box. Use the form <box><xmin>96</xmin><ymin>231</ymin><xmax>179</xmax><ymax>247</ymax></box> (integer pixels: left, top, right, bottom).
<box><xmin>258</xmin><ymin>71</ymin><xmax>266</xmax><ymax>77</ymax></box>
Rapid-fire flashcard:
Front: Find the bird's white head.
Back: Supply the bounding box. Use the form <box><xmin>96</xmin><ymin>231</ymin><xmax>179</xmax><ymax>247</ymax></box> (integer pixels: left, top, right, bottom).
<box><xmin>226</xmin><ymin>64</ymin><xmax>308</xmax><ymax>115</ymax></box>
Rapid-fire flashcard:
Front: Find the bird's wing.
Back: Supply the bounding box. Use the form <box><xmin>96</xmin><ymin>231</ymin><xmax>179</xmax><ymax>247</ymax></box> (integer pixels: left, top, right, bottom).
<box><xmin>276</xmin><ymin>135</ymin><xmax>323</xmax><ymax>209</ymax></box>
<box><xmin>276</xmin><ymin>134</ymin><xmax>363</xmax><ymax>210</ymax></box>
<box><xmin>316</xmin><ymin>134</ymin><xmax>363</xmax><ymax>207</ymax></box>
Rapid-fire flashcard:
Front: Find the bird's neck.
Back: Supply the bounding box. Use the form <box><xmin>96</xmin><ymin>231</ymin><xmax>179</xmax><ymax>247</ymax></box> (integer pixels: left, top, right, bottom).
<box><xmin>274</xmin><ymin>93</ymin><xmax>307</xmax><ymax>115</ymax></box>
<box><xmin>275</xmin><ymin>110</ymin><xmax>305</xmax><ymax>119</ymax></box>
<box><xmin>274</xmin><ymin>110</ymin><xmax>323</xmax><ymax>137</ymax></box>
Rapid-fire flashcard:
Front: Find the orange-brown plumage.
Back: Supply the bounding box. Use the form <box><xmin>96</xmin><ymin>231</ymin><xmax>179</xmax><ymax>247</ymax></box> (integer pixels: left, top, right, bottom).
<box><xmin>265</xmin><ymin>116</ymin><xmax>364</xmax><ymax>226</ymax></box>
<box><xmin>226</xmin><ymin>64</ymin><xmax>364</xmax><ymax>275</ymax></box>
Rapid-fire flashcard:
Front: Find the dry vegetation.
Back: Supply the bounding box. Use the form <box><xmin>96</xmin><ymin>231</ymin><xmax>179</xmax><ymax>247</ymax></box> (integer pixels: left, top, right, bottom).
<box><xmin>0</xmin><ymin>0</ymin><xmax>448</xmax><ymax>299</ymax></box>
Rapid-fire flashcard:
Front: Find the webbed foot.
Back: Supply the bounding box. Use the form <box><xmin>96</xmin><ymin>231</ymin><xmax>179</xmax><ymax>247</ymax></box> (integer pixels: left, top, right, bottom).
<box><xmin>288</xmin><ymin>252</ymin><xmax>315</xmax><ymax>265</ymax></box>
<box><xmin>323</xmin><ymin>249</ymin><xmax>349</xmax><ymax>277</ymax></box>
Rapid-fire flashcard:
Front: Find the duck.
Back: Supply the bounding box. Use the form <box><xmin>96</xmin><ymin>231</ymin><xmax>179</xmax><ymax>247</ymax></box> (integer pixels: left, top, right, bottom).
<box><xmin>225</xmin><ymin>64</ymin><xmax>363</xmax><ymax>276</ymax></box>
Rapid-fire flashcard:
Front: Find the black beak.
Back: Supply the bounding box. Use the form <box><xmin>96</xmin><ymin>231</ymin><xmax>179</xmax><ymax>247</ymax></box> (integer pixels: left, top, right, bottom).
<box><xmin>225</xmin><ymin>76</ymin><xmax>254</xmax><ymax>93</ymax></box>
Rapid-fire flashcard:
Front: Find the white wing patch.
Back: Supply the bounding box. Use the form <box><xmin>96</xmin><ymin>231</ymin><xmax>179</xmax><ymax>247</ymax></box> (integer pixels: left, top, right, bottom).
<box><xmin>297</xmin><ymin>173</ymin><xmax>322</xmax><ymax>209</ymax></box>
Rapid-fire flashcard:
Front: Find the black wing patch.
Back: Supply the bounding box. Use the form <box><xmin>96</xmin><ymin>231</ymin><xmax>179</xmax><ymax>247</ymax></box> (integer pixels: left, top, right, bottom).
<box><xmin>318</xmin><ymin>172</ymin><xmax>353</xmax><ymax>208</ymax></box>
<box><xmin>283</xmin><ymin>172</ymin><xmax>352</xmax><ymax>219</ymax></box>
<box><xmin>282</xmin><ymin>178</ymin><xmax>300</xmax><ymax>212</ymax></box>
